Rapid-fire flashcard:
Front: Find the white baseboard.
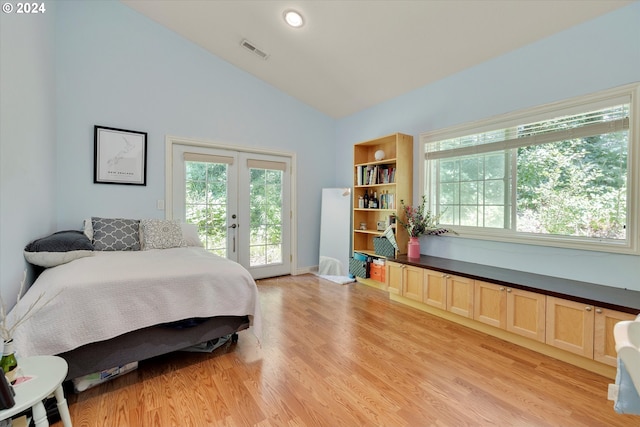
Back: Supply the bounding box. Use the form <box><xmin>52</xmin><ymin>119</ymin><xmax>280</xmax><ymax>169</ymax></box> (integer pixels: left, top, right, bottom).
<box><xmin>295</xmin><ymin>265</ymin><xmax>318</xmax><ymax>275</ymax></box>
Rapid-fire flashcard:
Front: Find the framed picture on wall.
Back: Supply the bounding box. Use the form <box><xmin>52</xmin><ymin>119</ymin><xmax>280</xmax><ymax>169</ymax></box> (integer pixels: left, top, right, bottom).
<box><xmin>94</xmin><ymin>125</ymin><xmax>147</xmax><ymax>185</ymax></box>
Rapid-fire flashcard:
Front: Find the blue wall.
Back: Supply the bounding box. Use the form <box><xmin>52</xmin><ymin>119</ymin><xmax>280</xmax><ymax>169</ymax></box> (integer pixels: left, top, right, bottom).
<box><xmin>0</xmin><ymin>3</ymin><xmax>57</xmax><ymax>304</ymax></box>
<box><xmin>336</xmin><ymin>2</ymin><xmax>640</xmax><ymax>289</ymax></box>
<box><xmin>53</xmin><ymin>1</ymin><xmax>335</xmax><ymax>270</ymax></box>
<box><xmin>0</xmin><ymin>0</ymin><xmax>335</xmax><ymax>304</ymax></box>
<box><xmin>2</xmin><ymin>2</ymin><xmax>639</xmax><ymax>306</ymax></box>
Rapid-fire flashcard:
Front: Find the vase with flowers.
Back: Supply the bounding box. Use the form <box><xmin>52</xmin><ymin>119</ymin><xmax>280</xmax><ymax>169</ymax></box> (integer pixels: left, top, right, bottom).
<box><xmin>397</xmin><ymin>195</ymin><xmax>456</xmax><ymax>258</ymax></box>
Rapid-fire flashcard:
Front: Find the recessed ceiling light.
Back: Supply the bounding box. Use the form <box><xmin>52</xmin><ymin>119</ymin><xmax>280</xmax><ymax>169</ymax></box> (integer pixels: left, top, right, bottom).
<box><xmin>284</xmin><ymin>10</ymin><xmax>304</xmax><ymax>28</ymax></box>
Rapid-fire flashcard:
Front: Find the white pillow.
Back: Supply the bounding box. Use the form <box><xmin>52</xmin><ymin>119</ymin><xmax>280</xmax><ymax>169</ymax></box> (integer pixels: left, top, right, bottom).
<box><xmin>24</xmin><ymin>230</ymin><xmax>94</xmax><ymax>267</ymax></box>
<box><xmin>24</xmin><ymin>250</ymin><xmax>93</xmax><ymax>268</ymax></box>
<box><xmin>140</xmin><ymin>219</ymin><xmax>187</xmax><ymax>250</ymax></box>
<box><xmin>181</xmin><ymin>223</ymin><xmax>204</xmax><ymax>247</ymax></box>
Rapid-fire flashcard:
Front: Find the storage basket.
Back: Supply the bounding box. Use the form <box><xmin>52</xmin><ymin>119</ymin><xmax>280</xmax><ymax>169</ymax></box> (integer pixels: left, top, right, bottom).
<box><xmin>353</xmin><ymin>252</ymin><xmax>368</xmax><ymax>262</ymax></box>
<box><xmin>349</xmin><ymin>256</ymin><xmax>368</xmax><ymax>278</ymax></box>
<box><xmin>374</xmin><ymin>236</ymin><xmax>395</xmax><ymax>258</ymax></box>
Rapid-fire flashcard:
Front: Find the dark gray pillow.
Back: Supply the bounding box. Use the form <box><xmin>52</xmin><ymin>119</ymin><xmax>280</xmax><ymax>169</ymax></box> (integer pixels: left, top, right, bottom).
<box><xmin>24</xmin><ymin>230</ymin><xmax>94</xmax><ymax>267</ymax></box>
<box><xmin>92</xmin><ymin>217</ymin><xmax>140</xmax><ymax>251</ymax></box>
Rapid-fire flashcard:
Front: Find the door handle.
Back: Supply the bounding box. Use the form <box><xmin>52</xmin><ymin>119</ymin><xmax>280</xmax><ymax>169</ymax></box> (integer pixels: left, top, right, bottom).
<box><xmin>228</xmin><ymin>223</ymin><xmax>237</xmax><ymax>252</ymax></box>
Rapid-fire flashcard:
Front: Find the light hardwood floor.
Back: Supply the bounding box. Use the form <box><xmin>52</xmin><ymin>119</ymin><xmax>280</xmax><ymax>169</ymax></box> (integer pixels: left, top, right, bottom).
<box><xmin>53</xmin><ymin>274</ymin><xmax>637</xmax><ymax>426</ymax></box>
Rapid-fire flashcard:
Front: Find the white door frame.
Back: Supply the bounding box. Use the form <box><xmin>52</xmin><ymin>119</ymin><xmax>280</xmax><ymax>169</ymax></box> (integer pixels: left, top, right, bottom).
<box><xmin>165</xmin><ymin>135</ymin><xmax>297</xmax><ymax>277</ymax></box>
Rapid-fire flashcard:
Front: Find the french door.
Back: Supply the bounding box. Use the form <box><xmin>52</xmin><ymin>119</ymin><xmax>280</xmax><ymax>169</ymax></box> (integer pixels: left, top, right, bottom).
<box><xmin>172</xmin><ymin>144</ymin><xmax>292</xmax><ymax>279</ymax></box>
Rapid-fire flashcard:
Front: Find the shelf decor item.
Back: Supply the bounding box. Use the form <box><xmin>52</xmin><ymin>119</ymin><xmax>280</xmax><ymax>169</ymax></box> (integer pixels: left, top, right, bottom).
<box><xmin>407</xmin><ymin>237</ymin><xmax>421</xmax><ymax>259</ymax></box>
<box><xmin>374</xmin><ymin>150</ymin><xmax>385</xmax><ymax>161</ymax></box>
<box><xmin>373</xmin><ymin>236</ymin><xmax>395</xmax><ymax>258</ymax></box>
<box><xmin>397</xmin><ymin>195</ymin><xmax>456</xmax><ymax>258</ymax></box>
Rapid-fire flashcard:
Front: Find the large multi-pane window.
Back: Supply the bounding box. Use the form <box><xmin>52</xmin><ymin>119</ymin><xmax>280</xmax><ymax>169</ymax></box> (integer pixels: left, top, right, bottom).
<box><xmin>422</xmin><ymin>84</ymin><xmax>639</xmax><ymax>254</ymax></box>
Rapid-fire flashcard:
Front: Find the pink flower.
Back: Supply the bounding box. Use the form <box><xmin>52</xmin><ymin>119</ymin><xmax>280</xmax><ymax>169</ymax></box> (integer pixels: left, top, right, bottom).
<box><xmin>397</xmin><ymin>196</ymin><xmax>456</xmax><ymax>238</ymax></box>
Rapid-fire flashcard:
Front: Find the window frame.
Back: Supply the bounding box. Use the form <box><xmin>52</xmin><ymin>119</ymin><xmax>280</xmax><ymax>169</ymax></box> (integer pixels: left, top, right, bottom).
<box><xmin>420</xmin><ymin>83</ymin><xmax>640</xmax><ymax>255</ymax></box>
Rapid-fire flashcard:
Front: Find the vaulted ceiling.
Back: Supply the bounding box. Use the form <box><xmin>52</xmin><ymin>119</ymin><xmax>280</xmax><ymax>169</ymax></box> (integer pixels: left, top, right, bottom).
<box><xmin>122</xmin><ymin>1</ymin><xmax>632</xmax><ymax>118</ymax></box>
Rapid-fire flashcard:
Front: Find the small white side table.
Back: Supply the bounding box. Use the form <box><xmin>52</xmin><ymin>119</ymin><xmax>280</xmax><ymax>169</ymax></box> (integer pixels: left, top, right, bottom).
<box><xmin>0</xmin><ymin>355</ymin><xmax>72</xmax><ymax>427</ymax></box>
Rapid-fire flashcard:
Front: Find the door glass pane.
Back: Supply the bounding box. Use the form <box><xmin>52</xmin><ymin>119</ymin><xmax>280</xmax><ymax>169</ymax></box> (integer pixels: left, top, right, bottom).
<box><xmin>249</xmin><ymin>167</ymin><xmax>283</xmax><ymax>266</ymax></box>
<box><xmin>185</xmin><ymin>161</ymin><xmax>228</xmax><ymax>257</ymax></box>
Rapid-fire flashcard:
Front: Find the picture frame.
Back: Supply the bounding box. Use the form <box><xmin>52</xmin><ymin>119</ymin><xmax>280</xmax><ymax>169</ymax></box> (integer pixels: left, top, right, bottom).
<box><xmin>94</xmin><ymin>125</ymin><xmax>147</xmax><ymax>186</ymax></box>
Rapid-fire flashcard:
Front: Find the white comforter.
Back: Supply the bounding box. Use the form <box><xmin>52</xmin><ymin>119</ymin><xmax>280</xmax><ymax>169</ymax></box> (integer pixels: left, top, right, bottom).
<box><xmin>8</xmin><ymin>247</ymin><xmax>262</xmax><ymax>357</ymax></box>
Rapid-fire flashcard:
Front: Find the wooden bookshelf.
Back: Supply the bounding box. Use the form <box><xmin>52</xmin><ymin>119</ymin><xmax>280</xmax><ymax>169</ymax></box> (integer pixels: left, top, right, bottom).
<box><xmin>352</xmin><ymin>133</ymin><xmax>413</xmax><ymax>260</ymax></box>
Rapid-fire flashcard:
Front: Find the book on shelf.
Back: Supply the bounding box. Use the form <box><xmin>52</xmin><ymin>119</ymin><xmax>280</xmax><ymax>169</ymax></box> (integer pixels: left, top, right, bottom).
<box><xmin>378</xmin><ymin>191</ymin><xmax>395</xmax><ymax>209</ymax></box>
<box><xmin>356</xmin><ymin>164</ymin><xmax>397</xmax><ymax>186</ymax></box>
<box><xmin>379</xmin><ymin>166</ymin><xmax>395</xmax><ymax>184</ymax></box>
<box><xmin>356</xmin><ymin>165</ymin><xmax>396</xmax><ymax>186</ymax></box>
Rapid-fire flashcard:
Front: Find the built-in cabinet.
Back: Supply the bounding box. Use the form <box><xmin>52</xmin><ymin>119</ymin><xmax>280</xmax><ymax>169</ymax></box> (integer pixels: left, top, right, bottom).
<box><xmin>474</xmin><ymin>280</ymin><xmax>506</xmax><ymax>329</ymax></box>
<box><xmin>424</xmin><ymin>269</ymin><xmax>447</xmax><ymax>310</ymax></box>
<box><xmin>446</xmin><ymin>275</ymin><xmax>474</xmax><ymax>318</ymax></box>
<box><xmin>594</xmin><ymin>307</ymin><xmax>636</xmax><ymax>366</ymax></box>
<box><xmin>402</xmin><ymin>265</ymin><xmax>423</xmax><ymax>301</ymax></box>
<box><xmin>545</xmin><ymin>296</ymin><xmax>595</xmax><ymax>358</ymax></box>
<box><xmin>546</xmin><ymin>296</ymin><xmax>636</xmax><ymax>362</ymax></box>
<box><xmin>474</xmin><ymin>281</ymin><xmax>545</xmax><ymax>342</ymax></box>
<box><xmin>387</xmin><ymin>261</ymin><xmax>403</xmax><ymax>295</ymax></box>
<box><xmin>389</xmin><ymin>262</ymin><xmax>473</xmax><ymax>318</ymax></box>
<box><xmin>507</xmin><ymin>287</ymin><xmax>546</xmax><ymax>343</ymax></box>
<box><xmin>387</xmin><ymin>262</ymin><xmax>422</xmax><ymax>298</ymax></box>
<box><xmin>386</xmin><ymin>260</ymin><xmax>637</xmax><ymax>372</ymax></box>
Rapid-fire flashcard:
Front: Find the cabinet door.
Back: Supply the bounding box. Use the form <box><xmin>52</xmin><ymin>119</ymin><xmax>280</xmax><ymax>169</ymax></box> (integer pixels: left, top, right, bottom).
<box><xmin>402</xmin><ymin>265</ymin><xmax>424</xmax><ymax>302</ymax></box>
<box><xmin>474</xmin><ymin>281</ymin><xmax>506</xmax><ymax>329</ymax></box>
<box><xmin>546</xmin><ymin>296</ymin><xmax>594</xmax><ymax>357</ymax></box>
<box><xmin>446</xmin><ymin>275</ymin><xmax>474</xmax><ymax>318</ymax></box>
<box><xmin>423</xmin><ymin>269</ymin><xmax>447</xmax><ymax>310</ymax></box>
<box><xmin>594</xmin><ymin>308</ymin><xmax>636</xmax><ymax>366</ymax></box>
<box><xmin>507</xmin><ymin>288</ymin><xmax>546</xmax><ymax>343</ymax></box>
<box><xmin>387</xmin><ymin>262</ymin><xmax>403</xmax><ymax>295</ymax></box>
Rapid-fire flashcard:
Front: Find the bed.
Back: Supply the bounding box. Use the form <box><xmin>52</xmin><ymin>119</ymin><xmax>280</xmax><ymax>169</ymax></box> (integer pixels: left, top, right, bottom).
<box><xmin>9</xmin><ymin>218</ymin><xmax>262</xmax><ymax>381</ymax></box>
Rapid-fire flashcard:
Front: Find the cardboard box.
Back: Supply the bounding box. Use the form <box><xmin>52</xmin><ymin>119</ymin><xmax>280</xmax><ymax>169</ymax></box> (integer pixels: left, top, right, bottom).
<box><xmin>370</xmin><ymin>263</ymin><xmax>386</xmax><ymax>283</ymax></box>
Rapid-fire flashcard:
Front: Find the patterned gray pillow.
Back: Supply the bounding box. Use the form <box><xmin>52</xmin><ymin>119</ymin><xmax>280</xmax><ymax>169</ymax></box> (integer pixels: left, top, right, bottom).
<box><xmin>140</xmin><ymin>219</ymin><xmax>187</xmax><ymax>250</ymax></box>
<box><xmin>92</xmin><ymin>217</ymin><xmax>140</xmax><ymax>251</ymax></box>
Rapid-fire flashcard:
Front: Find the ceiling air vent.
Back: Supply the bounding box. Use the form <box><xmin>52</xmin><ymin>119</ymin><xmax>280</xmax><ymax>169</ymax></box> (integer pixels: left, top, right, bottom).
<box><xmin>240</xmin><ymin>39</ymin><xmax>269</xmax><ymax>60</ymax></box>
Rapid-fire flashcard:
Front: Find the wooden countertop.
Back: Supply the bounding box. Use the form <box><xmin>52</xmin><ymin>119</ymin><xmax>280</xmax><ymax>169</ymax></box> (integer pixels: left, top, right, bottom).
<box><xmin>390</xmin><ymin>255</ymin><xmax>640</xmax><ymax>314</ymax></box>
